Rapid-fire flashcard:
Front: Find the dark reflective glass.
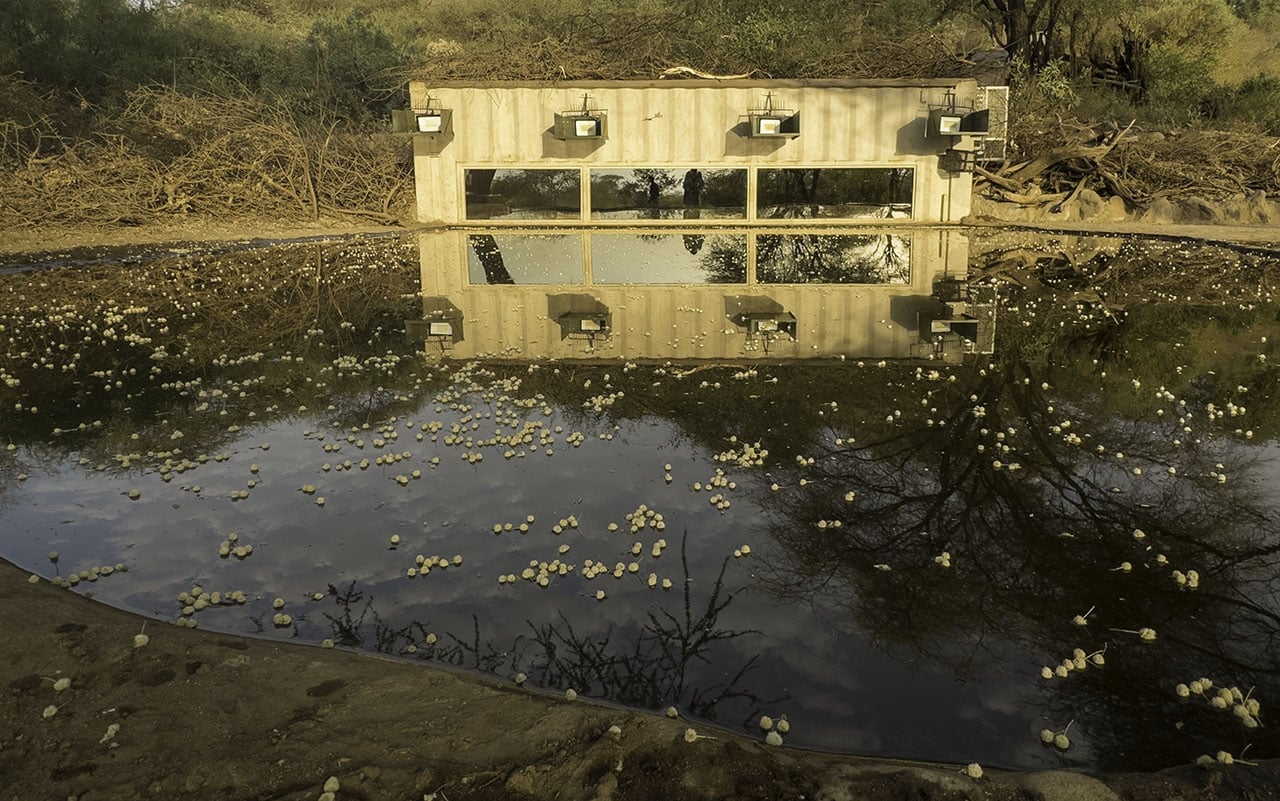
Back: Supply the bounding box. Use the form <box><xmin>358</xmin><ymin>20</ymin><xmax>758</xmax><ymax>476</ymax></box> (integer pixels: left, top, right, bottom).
<box><xmin>756</xmin><ymin>168</ymin><xmax>914</xmax><ymax>219</ymax></box>
<box><xmin>757</xmin><ymin>233</ymin><xmax>910</xmax><ymax>284</ymax></box>
<box><xmin>590</xmin><ymin>168</ymin><xmax>747</xmax><ymax>220</ymax></box>
<box><xmin>591</xmin><ymin>233</ymin><xmax>746</xmax><ymax>284</ymax></box>
<box><xmin>464</xmin><ymin>169</ymin><xmax>580</xmax><ymax>220</ymax></box>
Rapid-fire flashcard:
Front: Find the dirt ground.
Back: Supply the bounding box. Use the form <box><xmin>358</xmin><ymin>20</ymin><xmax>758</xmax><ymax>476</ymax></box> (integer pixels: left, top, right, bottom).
<box><xmin>5</xmin><ymin>559</ymin><xmax>1280</xmax><ymax>801</ymax></box>
<box><xmin>4</xmin><ymin>218</ymin><xmax>1280</xmax><ymax>800</ymax></box>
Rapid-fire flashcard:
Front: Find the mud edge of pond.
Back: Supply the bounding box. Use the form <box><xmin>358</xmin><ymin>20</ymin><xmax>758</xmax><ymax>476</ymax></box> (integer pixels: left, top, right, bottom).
<box><xmin>3</xmin><ymin>560</ymin><xmax>1277</xmax><ymax>801</ymax></box>
<box><xmin>1</xmin><ymin>217</ymin><xmax>1279</xmax><ymax>262</ymax></box>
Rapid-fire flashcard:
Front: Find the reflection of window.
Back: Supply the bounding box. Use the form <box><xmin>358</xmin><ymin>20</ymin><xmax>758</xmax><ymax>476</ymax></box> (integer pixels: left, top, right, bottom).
<box><xmin>756</xmin><ymin>168</ymin><xmax>914</xmax><ymax>220</ymax></box>
<box><xmin>465</xmin><ymin>169</ymin><xmax>580</xmax><ymax>220</ymax></box>
<box><xmin>590</xmin><ymin>168</ymin><xmax>747</xmax><ymax>221</ymax></box>
<box><xmin>757</xmin><ymin>234</ymin><xmax>911</xmax><ymax>284</ymax></box>
<box><xmin>466</xmin><ymin>235</ymin><xmax>583</xmax><ymax>285</ymax></box>
<box><xmin>591</xmin><ymin>234</ymin><xmax>746</xmax><ymax>284</ymax></box>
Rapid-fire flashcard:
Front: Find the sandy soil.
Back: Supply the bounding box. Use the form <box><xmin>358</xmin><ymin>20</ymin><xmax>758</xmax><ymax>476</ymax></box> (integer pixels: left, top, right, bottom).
<box><xmin>6</xmin><ymin>562</ymin><xmax>1280</xmax><ymax>800</ymax></box>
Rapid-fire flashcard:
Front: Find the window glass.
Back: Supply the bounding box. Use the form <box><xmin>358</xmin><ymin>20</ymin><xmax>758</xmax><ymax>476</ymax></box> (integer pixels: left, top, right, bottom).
<box><xmin>591</xmin><ymin>233</ymin><xmax>746</xmax><ymax>284</ymax></box>
<box><xmin>756</xmin><ymin>168</ymin><xmax>913</xmax><ymax>220</ymax></box>
<box><xmin>590</xmin><ymin>168</ymin><xmax>747</xmax><ymax>220</ymax></box>
<box><xmin>465</xmin><ymin>169</ymin><xmax>580</xmax><ymax>220</ymax></box>
<box><xmin>757</xmin><ymin>233</ymin><xmax>911</xmax><ymax>284</ymax></box>
<box><xmin>466</xmin><ymin>234</ymin><xmax>583</xmax><ymax>285</ymax></box>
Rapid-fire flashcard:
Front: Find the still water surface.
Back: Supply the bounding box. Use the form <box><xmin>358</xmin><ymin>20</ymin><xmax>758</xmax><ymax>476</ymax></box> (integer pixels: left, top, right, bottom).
<box><xmin>1</xmin><ymin>233</ymin><xmax>1277</xmax><ymax>771</ymax></box>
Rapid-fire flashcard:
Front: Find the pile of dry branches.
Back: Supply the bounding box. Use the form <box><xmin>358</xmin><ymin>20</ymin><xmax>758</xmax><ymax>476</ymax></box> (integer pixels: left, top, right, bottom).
<box><xmin>404</xmin><ymin>28</ymin><xmax>974</xmax><ymax>83</ymax></box>
<box><xmin>980</xmin><ymin>117</ymin><xmax>1280</xmax><ymax>207</ymax></box>
<box><xmin>0</xmin><ymin>80</ymin><xmax>414</xmax><ymax>229</ymax></box>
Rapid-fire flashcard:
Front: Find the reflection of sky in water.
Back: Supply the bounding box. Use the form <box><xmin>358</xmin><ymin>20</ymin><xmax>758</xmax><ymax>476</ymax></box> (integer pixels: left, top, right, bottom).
<box><xmin>592</xmin><ymin>234</ymin><xmax>745</xmax><ymax>284</ymax></box>
<box><xmin>466</xmin><ymin>235</ymin><xmax>582</xmax><ymax>284</ymax></box>
<box><xmin>3</xmin><ymin>382</ymin><xmax>1061</xmax><ymax>768</ymax></box>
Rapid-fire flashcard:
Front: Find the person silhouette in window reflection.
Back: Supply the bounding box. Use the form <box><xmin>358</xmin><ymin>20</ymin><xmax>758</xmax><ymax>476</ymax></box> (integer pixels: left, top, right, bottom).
<box><xmin>682</xmin><ymin>168</ymin><xmax>704</xmax><ymax>207</ymax></box>
<box><xmin>645</xmin><ymin>175</ymin><xmax>662</xmax><ymax>219</ymax></box>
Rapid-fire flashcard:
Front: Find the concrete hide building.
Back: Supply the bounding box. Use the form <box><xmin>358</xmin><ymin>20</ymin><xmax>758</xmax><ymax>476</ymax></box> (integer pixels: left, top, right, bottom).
<box><xmin>401</xmin><ymin>79</ymin><xmax>1002</xmax><ymax>360</ymax></box>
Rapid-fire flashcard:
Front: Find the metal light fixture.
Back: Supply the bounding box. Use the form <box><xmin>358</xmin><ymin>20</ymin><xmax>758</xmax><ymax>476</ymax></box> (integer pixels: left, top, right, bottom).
<box><xmin>747</xmin><ymin>92</ymin><xmax>800</xmax><ymax>138</ymax></box>
<box><xmin>416</xmin><ymin>111</ymin><xmax>450</xmax><ymax>133</ymax></box>
<box><xmin>928</xmin><ymin>90</ymin><xmax>987</xmax><ymax>139</ymax></box>
<box><xmin>548</xmin><ymin>294</ymin><xmax>612</xmax><ymax>343</ymax></box>
<box><xmin>405</xmin><ymin>298</ymin><xmax>464</xmax><ymax>346</ymax></box>
<box><xmin>937</xmin><ymin>112</ymin><xmax>963</xmax><ymax>135</ymax></box>
<box><xmin>744</xmin><ymin>311</ymin><xmax>797</xmax><ymax>337</ymax></box>
<box><xmin>553</xmin><ymin>94</ymin><xmax>608</xmax><ymax>140</ymax></box>
<box><xmin>557</xmin><ymin>312</ymin><xmax>611</xmax><ymax>336</ymax></box>
<box><xmin>391</xmin><ymin>96</ymin><xmax>453</xmax><ymax>137</ymax></box>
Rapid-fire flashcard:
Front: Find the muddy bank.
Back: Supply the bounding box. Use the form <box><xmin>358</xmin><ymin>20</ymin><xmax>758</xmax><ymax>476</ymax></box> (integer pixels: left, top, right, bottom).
<box><xmin>966</xmin><ymin>193</ymin><xmax>1280</xmax><ymax>249</ymax></box>
<box><xmin>1</xmin><ymin>210</ymin><xmax>1279</xmax><ymax>266</ymax></box>
<box><xmin>4</xmin><ymin>558</ymin><xmax>1279</xmax><ymax>801</ymax></box>
<box><xmin>0</xmin><ymin>219</ymin><xmax>408</xmax><ymax>259</ymax></box>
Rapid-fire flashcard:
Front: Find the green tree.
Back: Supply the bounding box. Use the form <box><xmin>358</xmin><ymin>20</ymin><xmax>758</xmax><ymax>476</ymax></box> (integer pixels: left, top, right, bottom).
<box><xmin>305</xmin><ymin>10</ymin><xmax>403</xmax><ymax>119</ymax></box>
<box><xmin>0</xmin><ymin>0</ymin><xmax>72</xmax><ymax>85</ymax></box>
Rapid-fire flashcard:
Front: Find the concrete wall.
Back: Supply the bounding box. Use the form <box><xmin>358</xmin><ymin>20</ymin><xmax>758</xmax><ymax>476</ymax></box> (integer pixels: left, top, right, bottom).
<box><xmin>408</xmin><ymin>80</ymin><xmax>979</xmax><ymax>226</ymax></box>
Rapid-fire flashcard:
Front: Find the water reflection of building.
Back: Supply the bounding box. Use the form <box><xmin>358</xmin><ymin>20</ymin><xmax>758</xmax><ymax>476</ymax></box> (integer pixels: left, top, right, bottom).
<box><xmin>401</xmin><ymin>79</ymin><xmax>1004</xmax><ymax>360</ymax></box>
<box><xmin>414</xmin><ymin>228</ymin><xmax>994</xmax><ymax>361</ymax></box>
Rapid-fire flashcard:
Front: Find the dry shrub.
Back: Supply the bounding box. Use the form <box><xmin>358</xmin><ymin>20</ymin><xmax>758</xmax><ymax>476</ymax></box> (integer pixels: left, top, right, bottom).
<box><xmin>0</xmin><ymin>84</ymin><xmax>414</xmax><ymax>230</ymax></box>
<box><xmin>1108</xmin><ymin>128</ymin><xmax>1280</xmax><ymax>200</ymax></box>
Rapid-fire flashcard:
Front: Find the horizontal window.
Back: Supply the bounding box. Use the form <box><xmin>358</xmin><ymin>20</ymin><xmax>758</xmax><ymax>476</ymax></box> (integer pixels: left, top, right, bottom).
<box><xmin>590</xmin><ymin>168</ymin><xmax>747</xmax><ymax>221</ymax></box>
<box><xmin>591</xmin><ymin>234</ymin><xmax>746</xmax><ymax>284</ymax></box>
<box><xmin>466</xmin><ymin>234</ymin><xmax>582</xmax><ymax>285</ymax></box>
<box><xmin>757</xmin><ymin>168</ymin><xmax>913</xmax><ymax>220</ymax></box>
<box><xmin>757</xmin><ymin>234</ymin><xmax>911</xmax><ymax>284</ymax></box>
<box><xmin>465</xmin><ymin>169</ymin><xmax>580</xmax><ymax>220</ymax></box>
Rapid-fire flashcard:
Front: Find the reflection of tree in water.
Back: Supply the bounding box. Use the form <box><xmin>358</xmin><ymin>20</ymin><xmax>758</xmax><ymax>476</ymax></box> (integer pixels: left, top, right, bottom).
<box><xmin>521</xmin><ymin>534</ymin><xmax>781</xmax><ymax>720</ymax></box>
<box><xmin>756</xmin><ymin>233</ymin><xmax>909</xmax><ymax>283</ymax></box>
<box><xmin>752</xmin><ymin>354</ymin><xmax>1280</xmax><ymax>770</ymax></box>
<box><xmin>691</xmin><ymin>229</ymin><xmax>911</xmax><ymax>285</ymax></box>
<box><xmin>467</xmin><ymin>234</ymin><xmax>514</xmax><ymax>284</ymax></box>
<box><xmin>697</xmin><ymin>233</ymin><xmax>908</xmax><ymax>284</ymax></box>
<box><xmin>322</xmin><ymin>581</ymin><xmax>514</xmax><ymax>670</ymax></box>
<box><xmin>316</xmin><ymin>533</ymin><xmax>776</xmax><ymax>721</ymax></box>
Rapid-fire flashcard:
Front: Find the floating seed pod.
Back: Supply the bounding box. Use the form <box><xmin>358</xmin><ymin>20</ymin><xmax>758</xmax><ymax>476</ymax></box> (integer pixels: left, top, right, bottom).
<box><xmin>765</xmin><ymin>731</ymin><xmax>783</xmax><ymax>746</ymax></box>
<box><xmin>759</xmin><ymin>715</ymin><xmax>774</xmax><ymax>730</ymax></box>
<box><xmin>963</xmin><ymin>764</ymin><xmax>982</xmax><ymax>779</ymax></box>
